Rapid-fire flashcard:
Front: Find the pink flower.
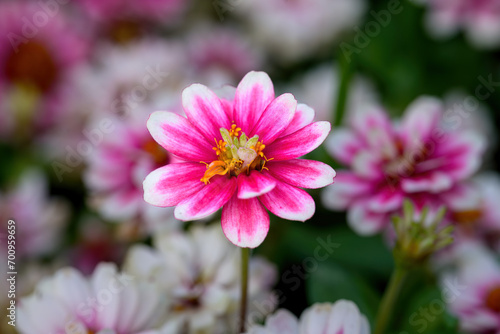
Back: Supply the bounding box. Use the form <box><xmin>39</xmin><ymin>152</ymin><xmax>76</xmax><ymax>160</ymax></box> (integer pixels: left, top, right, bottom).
<box><xmin>143</xmin><ymin>71</ymin><xmax>335</xmax><ymax>248</ymax></box>
<box><xmin>75</xmin><ymin>0</ymin><xmax>189</xmax><ymax>29</ymax></box>
<box><xmin>248</xmin><ymin>300</ymin><xmax>370</xmax><ymax>334</ymax></box>
<box><xmin>422</xmin><ymin>0</ymin><xmax>500</xmax><ymax>48</ymax></box>
<box><xmin>0</xmin><ymin>170</ymin><xmax>69</xmax><ymax>259</ymax></box>
<box><xmin>446</xmin><ymin>173</ymin><xmax>500</xmax><ymax>251</ymax></box>
<box><xmin>322</xmin><ymin>97</ymin><xmax>485</xmax><ymax>235</ymax></box>
<box><xmin>186</xmin><ymin>25</ymin><xmax>264</xmax><ymax>87</ymax></box>
<box><xmin>441</xmin><ymin>241</ymin><xmax>500</xmax><ymax>333</ymax></box>
<box><xmin>0</xmin><ymin>2</ymin><xmax>88</xmax><ymax>140</ymax></box>
<box><xmin>84</xmin><ymin>112</ymin><xmax>181</xmax><ymax>234</ymax></box>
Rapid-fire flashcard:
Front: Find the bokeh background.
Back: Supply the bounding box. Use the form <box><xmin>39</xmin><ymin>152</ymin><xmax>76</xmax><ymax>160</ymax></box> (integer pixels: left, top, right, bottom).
<box><xmin>1</xmin><ymin>0</ymin><xmax>500</xmax><ymax>333</ymax></box>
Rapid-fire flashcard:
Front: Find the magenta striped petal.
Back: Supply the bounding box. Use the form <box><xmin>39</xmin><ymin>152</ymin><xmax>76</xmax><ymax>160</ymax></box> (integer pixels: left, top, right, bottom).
<box><xmin>325</xmin><ymin>128</ymin><xmax>364</xmax><ymax>166</ymax></box>
<box><xmin>265</xmin><ymin>121</ymin><xmax>331</xmax><ymax>161</ymax></box>
<box><xmin>182</xmin><ymin>83</ymin><xmax>232</xmax><ymax>142</ymax></box>
<box><xmin>147</xmin><ymin>111</ymin><xmax>214</xmax><ymax>162</ymax></box>
<box><xmin>237</xmin><ymin>171</ymin><xmax>277</xmax><ymax>199</ymax></box>
<box><xmin>251</xmin><ymin>93</ymin><xmax>297</xmax><ymax>144</ymax></box>
<box><xmin>281</xmin><ymin>103</ymin><xmax>315</xmax><ymax>136</ymax></box>
<box><xmin>174</xmin><ymin>175</ymin><xmax>237</xmax><ymax>221</ymax></box>
<box><xmin>234</xmin><ymin>71</ymin><xmax>275</xmax><ymax>134</ymax></box>
<box><xmin>348</xmin><ymin>201</ymin><xmax>389</xmax><ymax>235</ymax></box>
<box><xmin>321</xmin><ymin>171</ymin><xmax>373</xmax><ymax>210</ymax></box>
<box><xmin>399</xmin><ymin>97</ymin><xmax>442</xmax><ymax>151</ymax></box>
<box><xmin>267</xmin><ymin>159</ymin><xmax>336</xmax><ymax>189</ymax></box>
<box><xmin>221</xmin><ymin>195</ymin><xmax>270</xmax><ymax>248</ymax></box>
<box><xmin>259</xmin><ymin>181</ymin><xmax>315</xmax><ymax>221</ymax></box>
<box><xmin>143</xmin><ymin>163</ymin><xmax>206</xmax><ymax>207</ymax></box>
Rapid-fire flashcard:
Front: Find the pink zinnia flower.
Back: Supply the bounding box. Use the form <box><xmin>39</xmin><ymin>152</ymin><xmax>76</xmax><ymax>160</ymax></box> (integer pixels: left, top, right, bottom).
<box><xmin>84</xmin><ymin>112</ymin><xmax>181</xmax><ymax>235</ymax></box>
<box><xmin>143</xmin><ymin>71</ymin><xmax>335</xmax><ymax>248</ymax></box>
<box><xmin>0</xmin><ymin>170</ymin><xmax>69</xmax><ymax>259</ymax></box>
<box><xmin>445</xmin><ymin>173</ymin><xmax>500</xmax><ymax>251</ymax></box>
<box><xmin>186</xmin><ymin>25</ymin><xmax>264</xmax><ymax>87</ymax></box>
<box><xmin>0</xmin><ymin>2</ymin><xmax>88</xmax><ymax>139</ymax></box>
<box><xmin>322</xmin><ymin>97</ymin><xmax>485</xmax><ymax>235</ymax></box>
<box><xmin>422</xmin><ymin>0</ymin><xmax>500</xmax><ymax>48</ymax></box>
<box><xmin>441</xmin><ymin>241</ymin><xmax>500</xmax><ymax>333</ymax></box>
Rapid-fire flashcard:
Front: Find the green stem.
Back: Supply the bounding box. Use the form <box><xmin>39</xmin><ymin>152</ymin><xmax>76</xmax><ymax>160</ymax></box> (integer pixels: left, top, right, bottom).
<box><xmin>374</xmin><ymin>267</ymin><xmax>408</xmax><ymax>334</ymax></box>
<box><xmin>239</xmin><ymin>247</ymin><xmax>250</xmax><ymax>333</ymax></box>
<box><xmin>333</xmin><ymin>51</ymin><xmax>354</xmax><ymax>127</ymax></box>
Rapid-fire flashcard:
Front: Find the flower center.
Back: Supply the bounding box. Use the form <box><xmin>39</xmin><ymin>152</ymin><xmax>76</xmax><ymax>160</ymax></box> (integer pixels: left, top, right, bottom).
<box><xmin>142</xmin><ymin>137</ymin><xmax>169</xmax><ymax>165</ymax></box>
<box><xmin>200</xmin><ymin>124</ymin><xmax>269</xmax><ymax>184</ymax></box>
<box><xmin>451</xmin><ymin>209</ymin><xmax>482</xmax><ymax>226</ymax></box>
<box><xmin>486</xmin><ymin>286</ymin><xmax>500</xmax><ymax>313</ymax></box>
<box><xmin>4</xmin><ymin>40</ymin><xmax>58</xmax><ymax>93</ymax></box>
<box><xmin>108</xmin><ymin>19</ymin><xmax>142</xmax><ymax>44</ymax></box>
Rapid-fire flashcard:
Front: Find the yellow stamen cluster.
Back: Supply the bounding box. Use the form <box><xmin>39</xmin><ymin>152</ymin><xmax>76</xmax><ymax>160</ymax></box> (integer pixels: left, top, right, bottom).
<box><xmin>200</xmin><ymin>125</ymin><xmax>270</xmax><ymax>185</ymax></box>
<box><xmin>228</xmin><ymin>124</ymin><xmax>241</xmax><ymax>137</ymax></box>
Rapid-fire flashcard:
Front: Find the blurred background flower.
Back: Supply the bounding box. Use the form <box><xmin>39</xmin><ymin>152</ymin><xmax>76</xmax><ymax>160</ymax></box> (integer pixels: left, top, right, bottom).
<box><xmin>0</xmin><ymin>0</ymin><xmax>500</xmax><ymax>333</ymax></box>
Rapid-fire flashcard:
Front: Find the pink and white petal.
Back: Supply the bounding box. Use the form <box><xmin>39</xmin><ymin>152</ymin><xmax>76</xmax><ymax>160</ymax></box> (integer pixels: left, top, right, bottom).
<box><xmin>321</xmin><ymin>171</ymin><xmax>372</xmax><ymax>210</ymax></box>
<box><xmin>325</xmin><ymin>128</ymin><xmax>365</xmax><ymax>166</ymax></box>
<box><xmin>400</xmin><ymin>96</ymin><xmax>443</xmax><ymax>150</ymax></box>
<box><xmin>401</xmin><ymin>171</ymin><xmax>453</xmax><ymax>193</ymax></box>
<box><xmin>281</xmin><ymin>103</ymin><xmax>315</xmax><ymax>136</ymax></box>
<box><xmin>237</xmin><ymin>171</ymin><xmax>276</xmax><ymax>199</ymax></box>
<box><xmin>147</xmin><ymin>111</ymin><xmax>214</xmax><ymax>162</ymax></box>
<box><xmin>352</xmin><ymin>151</ymin><xmax>384</xmax><ymax>180</ymax></box>
<box><xmin>367</xmin><ymin>187</ymin><xmax>403</xmax><ymax>213</ymax></box>
<box><xmin>221</xmin><ymin>195</ymin><xmax>270</xmax><ymax>248</ymax></box>
<box><xmin>432</xmin><ymin>131</ymin><xmax>486</xmax><ymax>181</ymax></box>
<box><xmin>265</xmin><ymin>121</ymin><xmax>331</xmax><ymax>161</ymax></box>
<box><xmin>326</xmin><ymin>301</ymin><xmax>364</xmax><ymax>334</ymax></box>
<box><xmin>175</xmin><ymin>175</ymin><xmax>237</xmax><ymax>221</ymax></box>
<box><xmin>99</xmin><ymin>188</ymin><xmax>142</xmax><ymax>221</ymax></box>
<box><xmin>182</xmin><ymin>83</ymin><xmax>231</xmax><ymax>141</ymax></box>
<box><xmin>251</xmin><ymin>93</ymin><xmax>297</xmax><ymax>144</ymax></box>
<box><xmin>266</xmin><ymin>159</ymin><xmax>335</xmax><ymax>189</ymax></box>
<box><xmin>214</xmin><ymin>85</ymin><xmax>236</xmax><ymax>120</ymax></box>
<box><xmin>350</xmin><ymin>107</ymin><xmax>393</xmax><ymax>140</ymax></box>
<box><xmin>441</xmin><ymin>183</ymin><xmax>481</xmax><ymax>212</ymax></box>
<box><xmin>350</xmin><ymin>107</ymin><xmax>397</xmax><ymax>157</ymax></box>
<box><xmin>473</xmin><ymin>173</ymin><xmax>500</xmax><ymax>228</ymax></box>
<box><xmin>259</xmin><ymin>181</ymin><xmax>315</xmax><ymax>221</ymax></box>
<box><xmin>348</xmin><ymin>202</ymin><xmax>391</xmax><ymax>235</ymax></box>
<box><xmin>299</xmin><ymin>304</ymin><xmax>330</xmax><ymax>333</ymax></box>
<box><xmin>143</xmin><ymin>163</ymin><xmax>206</xmax><ymax>207</ymax></box>
<box><xmin>264</xmin><ymin>309</ymin><xmax>299</xmax><ymax>334</ymax></box>
<box><xmin>234</xmin><ymin>71</ymin><xmax>275</xmax><ymax>133</ymax></box>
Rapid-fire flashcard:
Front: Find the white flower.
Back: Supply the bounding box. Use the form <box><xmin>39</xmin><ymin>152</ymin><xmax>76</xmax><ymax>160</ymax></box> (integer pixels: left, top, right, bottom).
<box><xmin>248</xmin><ymin>300</ymin><xmax>370</xmax><ymax>334</ymax></box>
<box><xmin>235</xmin><ymin>0</ymin><xmax>366</xmax><ymax>62</ymax></box>
<box><xmin>124</xmin><ymin>224</ymin><xmax>278</xmax><ymax>334</ymax></box>
<box><xmin>18</xmin><ymin>263</ymin><xmax>168</xmax><ymax>334</ymax></box>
